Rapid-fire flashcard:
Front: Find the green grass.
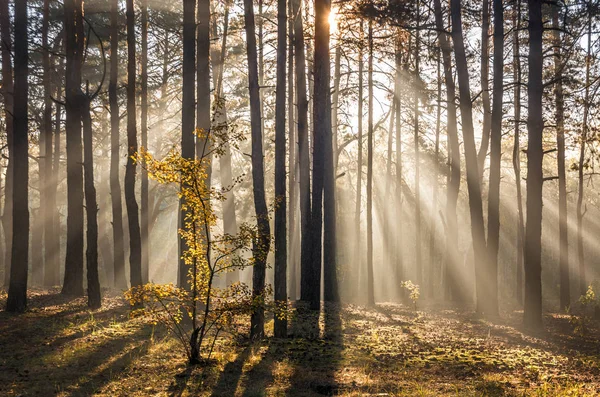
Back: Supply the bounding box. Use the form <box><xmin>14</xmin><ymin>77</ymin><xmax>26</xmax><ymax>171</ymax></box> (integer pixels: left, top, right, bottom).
<box><xmin>0</xmin><ymin>289</ymin><xmax>599</xmax><ymax>396</ymax></box>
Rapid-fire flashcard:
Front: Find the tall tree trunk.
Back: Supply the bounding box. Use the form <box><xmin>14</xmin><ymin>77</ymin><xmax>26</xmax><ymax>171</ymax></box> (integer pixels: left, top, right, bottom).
<box><xmin>366</xmin><ymin>19</ymin><xmax>375</xmax><ymax>306</ymax></box>
<box><xmin>83</xmin><ymin>94</ymin><xmax>101</xmax><ymax>309</ymax></box>
<box><xmin>52</xmin><ymin>67</ymin><xmax>63</xmax><ymax>286</ymax></box>
<box><xmin>62</xmin><ymin>0</ymin><xmax>85</xmax><ymax>296</ymax></box>
<box><xmin>428</xmin><ymin>48</ymin><xmax>441</xmax><ymax>298</ymax></box>
<box><xmin>484</xmin><ymin>0</ymin><xmax>503</xmax><ymax>317</ymax></box>
<box><xmin>42</xmin><ymin>0</ymin><xmax>58</xmax><ymax>287</ymax></box>
<box><xmin>322</xmin><ymin>0</ymin><xmax>338</xmax><ymax>303</ymax></box>
<box><xmin>355</xmin><ymin>20</ymin><xmax>364</xmax><ymax>302</ymax></box>
<box><xmin>0</xmin><ymin>0</ymin><xmax>14</xmax><ymax>288</ymax></box>
<box><xmin>110</xmin><ymin>0</ymin><xmax>126</xmax><ymax>289</ymax></box>
<box><xmin>6</xmin><ymin>0</ymin><xmax>29</xmax><ymax>312</ymax></box>
<box><xmin>287</xmin><ymin>0</ymin><xmax>298</xmax><ymax>299</ymax></box>
<box><xmin>478</xmin><ymin>0</ymin><xmax>491</xmax><ymax>174</ymax></box>
<box><xmin>294</xmin><ymin>0</ymin><xmax>312</xmax><ymax>304</ymax></box>
<box><xmin>197</xmin><ymin>0</ymin><xmax>211</xmax><ymax>163</ymax></box>
<box><xmin>512</xmin><ymin>0</ymin><xmax>525</xmax><ymax>306</ymax></box>
<box><xmin>524</xmin><ymin>0</ymin><xmax>543</xmax><ymax>329</ymax></box>
<box><xmin>553</xmin><ymin>1</ymin><xmax>569</xmax><ymax>310</ymax></box>
<box><xmin>211</xmin><ymin>3</ymin><xmax>238</xmax><ymax>286</ymax></box>
<box><xmin>577</xmin><ymin>3</ymin><xmax>592</xmax><ymax>296</ymax></box>
<box><xmin>394</xmin><ymin>34</ymin><xmax>404</xmax><ymax>296</ymax></box>
<box><xmin>243</xmin><ymin>0</ymin><xmax>271</xmax><ymax>339</ymax></box>
<box><xmin>141</xmin><ymin>0</ymin><xmax>149</xmax><ymax>284</ymax></box>
<box><xmin>274</xmin><ymin>0</ymin><xmax>287</xmax><ymax>337</ymax></box>
<box><xmin>434</xmin><ymin>0</ymin><xmax>461</xmax><ymax>302</ymax></box>
<box><xmin>413</xmin><ymin>0</ymin><xmax>422</xmax><ymax>288</ymax></box>
<box><xmin>451</xmin><ymin>0</ymin><xmax>488</xmax><ymax>313</ymax></box>
<box><xmin>125</xmin><ymin>0</ymin><xmax>142</xmax><ymax>288</ymax></box>
<box><xmin>180</xmin><ymin>0</ymin><xmax>196</xmax><ymax>288</ymax></box>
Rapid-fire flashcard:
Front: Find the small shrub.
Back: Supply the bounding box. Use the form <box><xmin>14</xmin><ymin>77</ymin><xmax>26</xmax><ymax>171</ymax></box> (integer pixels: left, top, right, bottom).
<box><xmin>401</xmin><ymin>280</ymin><xmax>420</xmax><ymax>311</ymax></box>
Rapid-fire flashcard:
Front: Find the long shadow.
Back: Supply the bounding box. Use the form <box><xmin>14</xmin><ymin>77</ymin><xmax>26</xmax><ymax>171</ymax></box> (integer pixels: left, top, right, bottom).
<box><xmin>285</xmin><ymin>302</ymin><xmax>344</xmax><ymax>396</ymax></box>
<box><xmin>239</xmin><ymin>342</ymin><xmax>279</xmax><ymax>397</ymax></box>
<box><xmin>209</xmin><ymin>346</ymin><xmax>252</xmax><ymax>396</ymax></box>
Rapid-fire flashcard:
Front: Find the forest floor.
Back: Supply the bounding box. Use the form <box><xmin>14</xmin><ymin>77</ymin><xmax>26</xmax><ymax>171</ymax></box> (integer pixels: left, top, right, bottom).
<box><xmin>1</xmin><ymin>289</ymin><xmax>599</xmax><ymax>396</ymax></box>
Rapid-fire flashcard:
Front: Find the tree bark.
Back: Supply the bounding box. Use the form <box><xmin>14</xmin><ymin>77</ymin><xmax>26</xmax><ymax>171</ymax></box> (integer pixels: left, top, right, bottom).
<box><xmin>110</xmin><ymin>0</ymin><xmax>126</xmax><ymax>289</ymax></box>
<box><xmin>125</xmin><ymin>0</ymin><xmax>142</xmax><ymax>288</ymax></box>
<box><xmin>274</xmin><ymin>0</ymin><xmax>288</xmax><ymax>337</ymax></box>
<box><xmin>355</xmin><ymin>20</ymin><xmax>364</xmax><ymax>302</ymax></box>
<box><xmin>478</xmin><ymin>0</ymin><xmax>491</xmax><ymax>175</ymax></box>
<box><xmin>553</xmin><ymin>1</ymin><xmax>569</xmax><ymax>310</ymax></box>
<box><xmin>287</xmin><ymin>0</ymin><xmax>298</xmax><ymax>299</ymax></box>
<box><xmin>179</xmin><ymin>0</ymin><xmax>196</xmax><ymax>289</ymax></box>
<box><xmin>141</xmin><ymin>0</ymin><xmax>149</xmax><ymax>284</ymax></box>
<box><xmin>6</xmin><ymin>0</ymin><xmax>29</xmax><ymax>312</ymax></box>
<box><xmin>243</xmin><ymin>0</ymin><xmax>271</xmax><ymax>339</ymax></box>
<box><xmin>62</xmin><ymin>0</ymin><xmax>85</xmax><ymax>296</ymax></box>
<box><xmin>451</xmin><ymin>0</ymin><xmax>488</xmax><ymax>313</ymax></box>
<box><xmin>434</xmin><ymin>0</ymin><xmax>461</xmax><ymax>302</ymax></box>
<box><xmin>524</xmin><ymin>0</ymin><xmax>543</xmax><ymax>329</ymax></box>
<box><xmin>366</xmin><ymin>19</ymin><xmax>375</xmax><ymax>306</ymax></box>
<box><xmin>413</xmin><ymin>0</ymin><xmax>422</xmax><ymax>288</ymax></box>
<box><xmin>484</xmin><ymin>0</ymin><xmax>503</xmax><ymax>317</ymax></box>
<box><xmin>0</xmin><ymin>0</ymin><xmax>14</xmax><ymax>288</ymax></box>
<box><xmin>83</xmin><ymin>94</ymin><xmax>101</xmax><ymax>309</ymax></box>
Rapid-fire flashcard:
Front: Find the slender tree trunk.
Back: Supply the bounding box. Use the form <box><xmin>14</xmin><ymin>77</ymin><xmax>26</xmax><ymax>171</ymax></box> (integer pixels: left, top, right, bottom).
<box><xmin>355</xmin><ymin>20</ymin><xmax>364</xmax><ymax>302</ymax></box>
<box><xmin>42</xmin><ymin>0</ymin><xmax>58</xmax><ymax>287</ymax></box>
<box><xmin>478</xmin><ymin>0</ymin><xmax>491</xmax><ymax>174</ymax></box>
<box><xmin>110</xmin><ymin>0</ymin><xmax>126</xmax><ymax>289</ymax></box>
<box><xmin>180</xmin><ymin>0</ymin><xmax>196</xmax><ymax>289</ymax></box>
<box><xmin>394</xmin><ymin>34</ymin><xmax>404</xmax><ymax>296</ymax></box>
<box><xmin>288</xmin><ymin>0</ymin><xmax>298</xmax><ymax>299</ymax></box>
<box><xmin>82</xmin><ymin>94</ymin><xmax>101</xmax><ymax>309</ymax></box>
<box><xmin>62</xmin><ymin>0</ymin><xmax>85</xmax><ymax>296</ymax></box>
<box><xmin>428</xmin><ymin>48</ymin><xmax>441</xmax><ymax>298</ymax></box>
<box><xmin>553</xmin><ymin>1</ymin><xmax>569</xmax><ymax>310</ymax></box>
<box><xmin>413</xmin><ymin>0</ymin><xmax>422</xmax><ymax>287</ymax></box>
<box><xmin>52</xmin><ymin>68</ymin><xmax>63</xmax><ymax>286</ymax></box>
<box><xmin>274</xmin><ymin>0</ymin><xmax>288</xmax><ymax>337</ymax></box>
<box><xmin>434</xmin><ymin>0</ymin><xmax>461</xmax><ymax>302</ymax></box>
<box><xmin>451</xmin><ymin>0</ymin><xmax>487</xmax><ymax>313</ymax></box>
<box><xmin>294</xmin><ymin>0</ymin><xmax>312</xmax><ymax>304</ymax></box>
<box><xmin>197</xmin><ymin>0</ymin><xmax>211</xmax><ymax>163</ymax></box>
<box><xmin>366</xmin><ymin>20</ymin><xmax>375</xmax><ymax>306</ymax></box>
<box><xmin>0</xmin><ymin>0</ymin><xmax>14</xmax><ymax>288</ymax></box>
<box><xmin>524</xmin><ymin>0</ymin><xmax>543</xmax><ymax>329</ymax></box>
<box><xmin>7</xmin><ymin>0</ymin><xmax>29</xmax><ymax>312</ymax></box>
<box><xmin>322</xmin><ymin>0</ymin><xmax>338</xmax><ymax>303</ymax></box>
<box><xmin>512</xmin><ymin>0</ymin><xmax>524</xmax><ymax>305</ymax></box>
<box><xmin>243</xmin><ymin>0</ymin><xmax>271</xmax><ymax>339</ymax></box>
<box><xmin>485</xmin><ymin>0</ymin><xmax>503</xmax><ymax>317</ymax></box>
<box><xmin>577</xmin><ymin>4</ymin><xmax>592</xmax><ymax>296</ymax></box>
<box><xmin>125</xmin><ymin>0</ymin><xmax>142</xmax><ymax>288</ymax></box>
<box><xmin>141</xmin><ymin>0</ymin><xmax>149</xmax><ymax>284</ymax></box>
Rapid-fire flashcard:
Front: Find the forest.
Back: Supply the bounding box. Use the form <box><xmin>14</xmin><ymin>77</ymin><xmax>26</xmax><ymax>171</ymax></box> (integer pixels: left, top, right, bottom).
<box><xmin>1</xmin><ymin>0</ymin><xmax>600</xmax><ymax>395</ymax></box>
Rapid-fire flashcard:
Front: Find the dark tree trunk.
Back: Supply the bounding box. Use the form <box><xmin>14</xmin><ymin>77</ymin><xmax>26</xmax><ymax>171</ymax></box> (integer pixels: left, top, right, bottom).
<box><xmin>125</xmin><ymin>0</ymin><xmax>142</xmax><ymax>288</ymax></box>
<box><xmin>322</xmin><ymin>1</ymin><xmax>338</xmax><ymax>303</ymax></box>
<box><xmin>287</xmin><ymin>0</ymin><xmax>298</xmax><ymax>299</ymax></box>
<box><xmin>413</xmin><ymin>0</ymin><xmax>422</xmax><ymax>288</ymax></box>
<box><xmin>394</xmin><ymin>35</ymin><xmax>404</xmax><ymax>296</ymax></box>
<box><xmin>524</xmin><ymin>0</ymin><xmax>543</xmax><ymax>329</ymax></box>
<box><xmin>428</xmin><ymin>48</ymin><xmax>441</xmax><ymax>298</ymax></box>
<box><xmin>451</xmin><ymin>0</ymin><xmax>488</xmax><ymax>313</ymax></box>
<box><xmin>274</xmin><ymin>0</ymin><xmax>288</xmax><ymax>337</ymax></box>
<box><xmin>197</xmin><ymin>0</ymin><xmax>211</xmax><ymax>162</ymax></box>
<box><xmin>62</xmin><ymin>0</ymin><xmax>85</xmax><ymax>296</ymax></box>
<box><xmin>141</xmin><ymin>0</ymin><xmax>149</xmax><ymax>284</ymax></box>
<box><xmin>110</xmin><ymin>0</ymin><xmax>126</xmax><ymax>289</ymax></box>
<box><xmin>179</xmin><ymin>0</ymin><xmax>195</xmax><ymax>289</ymax></box>
<box><xmin>484</xmin><ymin>0</ymin><xmax>503</xmax><ymax>317</ymax></box>
<box><xmin>434</xmin><ymin>0</ymin><xmax>461</xmax><ymax>302</ymax></box>
<box><xmin>0</xmin><ymin>0</ymin><xmax>14</xmax><ymax>288</ymax></box>
<box><xmin>42</xmin><ymin>0</ymin><xmax>59</xmax><ymax>287</ymax></box>
<box><xmin>553</xmin><ymin>1</ymin><xmax>569</xmax><ymax>310</ymax></box>
<box><xmin>512</xmin><ymin>0</ymin><xmax>524</xmax><ymax>305</ymax></box>
<box><xmin>366</xmin><ymin>20</ymin><xmax>375</xmax><ymax>306</ymax></box>
<box><xmin>478</xmin><ymin>0</ymin><xmax>491</xmax><ymax>174</ymax></box>
<box><xmin>83</xmin><ymin>95</ymin><xmax>101</xmax><ymax>309</ymax></box>
<box><xmin>243</xmin><ymin>0</ymin><xmax>271</xmax><ymax>339</ymax></box>
<box><xmin>355</xmin><ymin>20</ymin><xmax>364</xmax><ymax>302</ymax></box>
<box><xmin>6</xmin><ymin>0</ymin><xmax>29</xmax><ymax>313</ymax></box>
<box><xmin>577</xmin><ymin>4</ymin><xmax>592</xmax><ymax>296</ymax></box>
<box><xmin>294</xmin><ymin>0</ymin><xmax>311</xmax><ymax>304</ymax></box>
